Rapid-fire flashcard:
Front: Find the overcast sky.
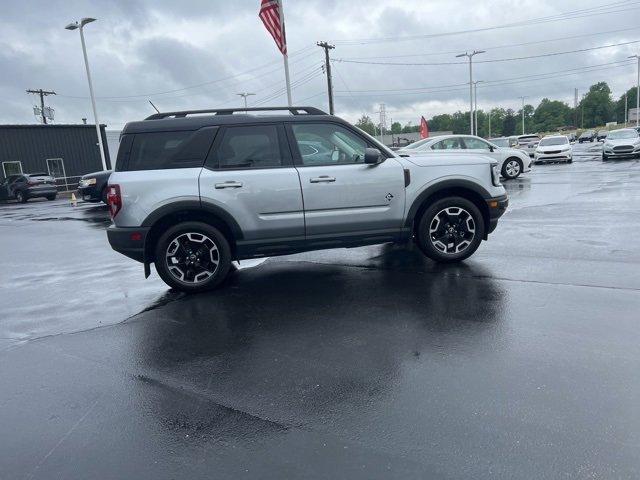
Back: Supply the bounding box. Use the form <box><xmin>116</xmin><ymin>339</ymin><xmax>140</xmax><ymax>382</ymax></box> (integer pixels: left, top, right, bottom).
<box><xmin>2</xmin><ymin>0</ymin><xmax>640</xmax><ymax>129</ymax></box>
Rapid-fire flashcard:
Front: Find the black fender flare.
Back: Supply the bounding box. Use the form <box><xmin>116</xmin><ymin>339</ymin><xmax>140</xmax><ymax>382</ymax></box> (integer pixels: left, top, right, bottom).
<box><xmin>404</xmin><ymin>179</ymin><xmax>492</xmax><ymax>229</ymax></box>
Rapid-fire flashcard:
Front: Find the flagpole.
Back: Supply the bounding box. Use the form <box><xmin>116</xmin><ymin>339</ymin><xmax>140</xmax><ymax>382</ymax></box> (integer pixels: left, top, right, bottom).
<box><xmin>277</xmin><ymin>0</ymin><xmax>292</xmax><ymax>106</ymax></box>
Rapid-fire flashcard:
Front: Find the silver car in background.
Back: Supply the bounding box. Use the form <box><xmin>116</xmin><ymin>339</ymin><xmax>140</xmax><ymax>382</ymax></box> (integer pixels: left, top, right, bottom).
<box><xmin>516</xmin><ymin>134</ymin><xmax>541</xmax><ymax>158</ymax></box>
<box><xmin>602</xmin><ymin>128</ymin><xmax>640</xmax><ymax>161</ymax></box>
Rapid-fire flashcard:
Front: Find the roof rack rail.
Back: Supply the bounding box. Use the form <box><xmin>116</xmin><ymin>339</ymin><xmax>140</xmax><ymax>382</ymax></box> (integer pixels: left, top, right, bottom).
<box><xmin>145</xmin><ymin>106</ymin><xmax>327</xmax><ymax>120</ymax></box>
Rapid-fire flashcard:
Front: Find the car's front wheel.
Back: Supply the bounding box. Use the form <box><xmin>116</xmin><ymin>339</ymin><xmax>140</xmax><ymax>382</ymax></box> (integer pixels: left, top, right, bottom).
<box><xmin>416</xmin><ymin>196</ymin><xmax>485</xmax><ymax>263</ymax></box>
<box><xmin>15</xmin><ymin>191</ymin><xmax>27</xmax><ymax>203</ymax></box>
<box><xmin>154</xmin><ymin>221</ymin><xmax>232</xmax><ymax>293</ymax></box>
<box><xmin>502</xmin><ymin>158</ymin><xmax>523</xmax><ymax>179</ymax></box>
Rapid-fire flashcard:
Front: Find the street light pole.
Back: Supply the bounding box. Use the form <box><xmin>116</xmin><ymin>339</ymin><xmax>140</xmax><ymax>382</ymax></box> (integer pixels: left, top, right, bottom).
<box><xmin>66</xmin><ymin>18</ymin><xmax>107</xmax><ymax>171</ymax></box>
<box><xmin>456</xmin><ymin>50</ymin><xmax>485</xmax><ymax>135</ymax></box>
<box><xmin>236</xmin><ymin>92</ymin><xmax>256</xmax><ymax>108</ymax></box>
<box><xmin>473</xmin><ymin>80</ymin><xmax>484</xmax><ymax>136</ymax></box>
<box><xmin>518</xmin><ymin>96</ymin><xmax>527</xmax><ymax>135</ymax></box>
<box><xmin>629</xmin><ymin>55</ymin><xmax>640</xmax><ymax>127</ymax></box>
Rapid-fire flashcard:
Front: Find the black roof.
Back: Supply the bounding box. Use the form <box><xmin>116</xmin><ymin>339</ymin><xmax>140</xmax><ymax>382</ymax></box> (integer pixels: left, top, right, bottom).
<box><xmin>122</xmin><ymin>106</ymin><xmax>348</xmax><ymax>134</ymax></box>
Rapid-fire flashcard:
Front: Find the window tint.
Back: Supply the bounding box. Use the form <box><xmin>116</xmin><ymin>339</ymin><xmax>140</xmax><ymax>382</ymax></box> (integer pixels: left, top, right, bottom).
<box><xmin>463</xmin><ymin>138</ymin><xmax>491</xmax><ymax>150</ymax></box>
<box><xmin>431</xmin><ymin>138</ymin><xmax>463</xmax><ymax>150</ymax></box>
<box><xmin>292</xmin><ymin>123</ymin><xmax>367</xmax><ymax>165</ymax></box>
<box><xmin>216</xmin><ymin>125</ymin><xmax>283</xmax><ymax>169</ymax></box>
<box><xmin>124</xmin><ymin>129</ymin><xmax>215</xmax><ymax>171</ymax></box>
<box><xmin>490</xmin><ymin>138</ymin><xmax>509</xmax><ymax>147</ymax></box>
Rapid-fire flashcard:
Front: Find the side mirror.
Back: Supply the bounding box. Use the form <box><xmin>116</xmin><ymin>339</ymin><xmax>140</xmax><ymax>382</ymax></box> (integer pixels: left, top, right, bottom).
<box><xmin>364</xmin><ymin>147</ymin><xmax>384</xmax><ymax>165</ymax></box>
<box><xmin>489</xmin><ymin>145</ymin><xmax>495</xmax><ymax>152</ymax></box>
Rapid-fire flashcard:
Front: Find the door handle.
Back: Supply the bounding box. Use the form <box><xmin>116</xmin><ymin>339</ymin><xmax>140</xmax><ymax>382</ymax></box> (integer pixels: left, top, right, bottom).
<box><xmin>310</xmin><ymin>176</ymin><xmax>336</xmax><ymax>183</ymax></box>
<box><xmin>215</xmin><ymin>181</ymin><xmax>243</xmax><ymax>189</ymax></box>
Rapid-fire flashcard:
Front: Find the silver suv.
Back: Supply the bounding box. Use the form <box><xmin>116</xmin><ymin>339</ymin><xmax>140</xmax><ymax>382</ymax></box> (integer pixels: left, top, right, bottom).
<box><xmin>107</xmin><ymin>107</ymin><xmax>507</xmax><ymax>292</ymax></box>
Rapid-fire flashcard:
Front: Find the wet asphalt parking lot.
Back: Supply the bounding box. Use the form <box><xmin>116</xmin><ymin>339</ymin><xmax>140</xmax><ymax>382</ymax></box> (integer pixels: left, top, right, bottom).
<box><xmin>1</xmin><ymin>142</ymin><xmax>639</xmax><ymax>479</ymax></box>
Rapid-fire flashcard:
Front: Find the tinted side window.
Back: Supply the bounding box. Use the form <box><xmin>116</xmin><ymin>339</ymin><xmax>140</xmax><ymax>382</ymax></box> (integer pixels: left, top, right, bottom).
<box><xmin>215</xmin><ymin>125</ymin><xmax>283</xmax><ymax>169</ymax></box>
<box><xmin>124</xmin><ymin>128</ymin><xmax>216</xmax><ymax>171</ymax></box>
<box><xmin>432</xmin><ymin>138</ymin><xmax>462</xmax><ymax>150</ymax></box>
<box><xmin>291</xmin><ymin>123</ymin><xmax>367</xmax><ymax>166</ymax></box>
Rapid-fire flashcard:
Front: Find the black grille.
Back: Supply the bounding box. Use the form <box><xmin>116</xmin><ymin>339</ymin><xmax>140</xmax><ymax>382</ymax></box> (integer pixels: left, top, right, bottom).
<box><xmin>544</xmin><ymin>150</ymin><xmax>561</xmax><ymax>154</ymax></box>
<box><xmin>613</xmin><ymin>145</ymin><xmax>633</xmax><ymax>152</ymax></box>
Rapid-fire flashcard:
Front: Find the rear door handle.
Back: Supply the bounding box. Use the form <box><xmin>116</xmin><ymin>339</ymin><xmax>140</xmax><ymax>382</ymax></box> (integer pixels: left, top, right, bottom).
<box><xmin>215</xmin><ymin>181</ymin><xmax>243</xmax><ymax>189</ymax></box>
<box><xmin>310</xmin><ymin>176</ymin><xmax>336</xmax><ymax>183</ymax></box>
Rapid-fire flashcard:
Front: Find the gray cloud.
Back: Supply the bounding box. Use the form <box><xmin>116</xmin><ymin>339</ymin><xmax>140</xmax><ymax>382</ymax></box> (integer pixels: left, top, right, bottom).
<box><xmin>1</xmin><ymin>0</ymin><xmax>639</xmax><ymax>129</ymax></box>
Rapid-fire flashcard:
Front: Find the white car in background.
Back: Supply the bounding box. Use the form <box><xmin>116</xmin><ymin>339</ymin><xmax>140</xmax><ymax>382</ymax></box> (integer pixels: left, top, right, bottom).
<box><xmin>516</xmin><ymin>134</ymin><xmax>541</xmax><ymax>158</ymax></box>
<box><xmin>602</xmin><ymin>128</ymin><xmax>640</xmax><ymax>161</ymax></box>
<box><xmin>534</xmin><ymin>135</ymin><xmax>572</xmax><ymax>163</ymax></box>
<box><xmin>398</xmin><ymin>134</ymin><xmax>532</xmax><ymax>180</ymax></box>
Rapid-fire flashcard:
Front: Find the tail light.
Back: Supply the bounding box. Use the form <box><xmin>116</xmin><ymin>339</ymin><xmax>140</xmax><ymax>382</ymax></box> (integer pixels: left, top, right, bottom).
<box><xmin>106</xmin><ymin>184</ymin><xmax>122</xmax><ymax>218</ymax></box>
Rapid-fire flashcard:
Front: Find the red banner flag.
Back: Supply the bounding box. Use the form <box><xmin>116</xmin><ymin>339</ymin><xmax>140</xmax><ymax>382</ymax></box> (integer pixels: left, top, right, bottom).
<box><xmin>259</xmin><ymin>0</ymin><xmax>287</xmax><ymax>55</ymax></box>
<box><xmin>420</xmin><ymin>116</ymin><xmax>429</xmax><ymax>139</ymax></box>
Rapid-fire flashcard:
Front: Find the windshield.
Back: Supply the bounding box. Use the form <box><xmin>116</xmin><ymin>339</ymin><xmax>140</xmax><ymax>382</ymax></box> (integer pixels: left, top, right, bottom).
<box><xmin>539</xmin><ymin>137</ymin><xmax>568</xmax><ymax>146</ymax></box>
<box><xmin>518</xmin><ymin>136</ymin><xmax>538</xmax><ymax>145</ymax></box>
<box><xmin>607</xmin><ymin>130</ymin><xmax>638</xmax><ymax>140</ymax></box>
<box><xmin>490</xmin><ymin>138</ymin><xmax>509</xmax><ymax>147</ymax></box>
<box><xmin>401</xmin><ymin>138</ymin><xmax>433</xmax><ymax>150</ymax></box>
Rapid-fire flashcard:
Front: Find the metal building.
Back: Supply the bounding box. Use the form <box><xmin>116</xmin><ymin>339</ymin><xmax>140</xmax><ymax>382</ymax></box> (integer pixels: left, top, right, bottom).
<box><xmin>0</xmin><ymin>124</ymin><xmax>111</xmax><ymax>190</ymax></box>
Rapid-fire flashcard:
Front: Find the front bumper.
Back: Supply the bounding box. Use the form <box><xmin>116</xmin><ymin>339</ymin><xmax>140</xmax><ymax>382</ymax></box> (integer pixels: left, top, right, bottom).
<box><xmin>534</xmin><ymin>152</ymin><xmax>572</xmax><ymax>162</ymax></box>
<box><xmin>487</xmin><ymin>194</ymin><xmax>508</xmax><ymax>234</ymax></box>
<box><xmin>107</xmin><ymin>225</ymin><xmax>150</xmax><ymax>263</ymax></box>
<box><xmin>603</xmin><ymin>147</ymin><xmax>640</xmax><ymax>158</ymax></box>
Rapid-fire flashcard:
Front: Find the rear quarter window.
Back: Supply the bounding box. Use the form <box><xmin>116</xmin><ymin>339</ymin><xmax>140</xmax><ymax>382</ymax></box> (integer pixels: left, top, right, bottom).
<box><xmin>117</xmin><ymin>128</ymin><xmax>217</xmax><ymax>171</ymax></box>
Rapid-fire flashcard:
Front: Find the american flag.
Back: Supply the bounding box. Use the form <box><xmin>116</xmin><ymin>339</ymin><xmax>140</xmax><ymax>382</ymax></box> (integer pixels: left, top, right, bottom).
<box><xmin>259</xmin><ymin>0</ymin><xmax>287</xmax><ymax>55</ymax></box>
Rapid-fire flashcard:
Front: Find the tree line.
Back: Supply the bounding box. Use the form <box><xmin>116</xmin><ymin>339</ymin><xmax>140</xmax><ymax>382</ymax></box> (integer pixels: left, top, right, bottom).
<box><xmin>355</xmin><ymin>81</ymin><xmax>637</xmax><ymax>138</ymax></box>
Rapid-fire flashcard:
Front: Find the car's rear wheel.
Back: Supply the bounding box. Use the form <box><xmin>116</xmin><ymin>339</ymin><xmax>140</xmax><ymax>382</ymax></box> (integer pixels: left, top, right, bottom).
<box><xmin>16</xmin><ymin>191</ymin><xmax>27</xmax><ymax>203</ymax></box>
<box><xmin>101</xmin><ymin>187</ymin><xmax>108</xmax><ymax>204</ymax></box>
<box><xmin>502</xmin><ymin>158</ymin><xmax>523</xmax><ymax>179</ymax></box>
<box><xmin>416</xmin><ymin>196</ymin><xmax>485</xmax><ymax>263</ymax></box>
<box><xmin>154</xmin><ymin>221</ymin><xmax>232</xmax><ymax>293</ymax></box>
<box><xmin>46</xmin><ymin>194</ymin><xmax>56</xmax><ymax>201</ymax></box>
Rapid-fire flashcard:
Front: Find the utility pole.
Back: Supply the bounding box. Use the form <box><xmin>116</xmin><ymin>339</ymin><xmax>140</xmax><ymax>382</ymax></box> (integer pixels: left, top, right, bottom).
<box><xmin>581</xmin><ymin>93</ymin><xmax>586</xmax><ymax>128</ymax></box>
<box><xmin>236</xmin><ymin>92</ymin><xmax>255</xmax><ymax>108</ymax></box>
<box><xmin>26</xmin><ymin>89</ymin><xmax>56</xmax><ymax>124</ymax></box>
<box><xmin>574</xmin><ymin>88</ymin><xmax>578</xmax><ymax>128</ymax></box>
<box><xmin>456</xmin><ymin>50</ymin><xmax>485</xmax><ymax>135</ymax></box>
<box><xmin>625</xmin><ymin>92</ymin><xmax>628</xmax><ymax>125</ymax></box>
<box><xmin>629</xmin><ymin>55</ymin><xmax>640</xmax><ymax>127</ymax></box>
<box><xmin>378</xmin><ymin>103</ymin><xmax>386</xmax><ymax>144</ymax></box>
<box><xmin>518</xmin><ymin>96</ymin><xmax>527</xmax><ymax>134</ymax></box>
<box><xmin>317</xmin><ymin>41</ymin><xmax>335</xmax><ymax>114</ymax></box>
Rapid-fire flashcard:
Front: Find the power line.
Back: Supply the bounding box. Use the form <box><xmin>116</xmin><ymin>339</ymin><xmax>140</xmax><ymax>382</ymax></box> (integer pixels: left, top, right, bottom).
<box><xmin>331</xmin><ymin>0</ymin><xmax>640</xmax><ymax>45</ymax></box>
<box><xmin>335</xmin><ymin>39</ymin><xmax>640</xmax><ymax>66</ymax></box>
<box><xmin>340</xmin><ymin>26</ymin><xmax>640</xmax><ymax>60</ymax></box>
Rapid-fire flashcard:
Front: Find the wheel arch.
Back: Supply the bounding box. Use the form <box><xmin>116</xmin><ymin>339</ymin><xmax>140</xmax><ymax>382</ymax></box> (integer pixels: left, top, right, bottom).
<box><xmin>405</xmin><ymin>180</ymin><xmax>491</xmax><ymax>239</ymax></box>
<box><xmin>142</xmin><ymin>201</ymin><xmax>243</xmax><ymax>263</ymax></box>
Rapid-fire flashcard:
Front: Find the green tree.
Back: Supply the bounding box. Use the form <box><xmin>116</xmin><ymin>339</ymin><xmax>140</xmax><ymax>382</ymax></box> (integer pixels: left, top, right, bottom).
<box><xmin>615</xmin><ymin>86</ymin><xmax>637</xmax><ymax>125</ymax></box>
<box><xmin>355</xmin><ymin>115</ymin><xmax>376</xmax><ymax>135</ymax></box>
<box><xmin>580</xmin><ymin>81</ymin><xmax>614</xmax><ymax>127</ymax></box>
<box><xmin>533</xmin><ymin>98</ymin><xmax>572</xmax><ymax>132</ymax></box>
<box><xmin>391</xmin><ymin>121</ymin><xmax>402</xmax><ymax>134</ymax></box>
<box><xmin>502</xmin><ymin>109</ymin><xmax>517</xmax><ymax>136</ymax></box>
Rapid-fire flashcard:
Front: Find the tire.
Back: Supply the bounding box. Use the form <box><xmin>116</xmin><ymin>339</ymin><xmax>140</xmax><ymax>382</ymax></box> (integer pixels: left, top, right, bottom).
<box><xmin>567</xmin><ymin>158</ymin><xmax>573</xmax><ymax>164</ymax></box>
<box><xmin>602</xmin><ymin>154</ymin><xmax>608</xmax><ymax>162</ymax></box>
<box><xmin>416</xmin><ymin>196</ymin><xmax>485</xmax><ymax>263</ymax></box>
<box><xmin>46</xmin><ymin>195</ymin><xmax>56</xmax><ymax>201</ymax></box>
<box><xmin>502</xmin><ymin>157</ymin><xmax>523</xmax><ymax>179</ymax></box>
<box><xmin>101</xmin><ymin>187</ymin><xmax>108</xmax><ymax>204</ymax></box>
<box><xmin>154</xmin><ymin>221</ymin><xmax>232</xmax><ymax>293</ymax></box>
<box><xmin>15</xmin><ymin>191</ymin><xmax>27</xmax><ymax>203</ymax></box>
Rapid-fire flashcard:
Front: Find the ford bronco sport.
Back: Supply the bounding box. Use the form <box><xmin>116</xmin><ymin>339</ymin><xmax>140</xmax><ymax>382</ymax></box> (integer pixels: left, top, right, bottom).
<box><xmin>107</xmin><ymin>107</ymin><xmax>507</xmax><ymax>292</ymax></box>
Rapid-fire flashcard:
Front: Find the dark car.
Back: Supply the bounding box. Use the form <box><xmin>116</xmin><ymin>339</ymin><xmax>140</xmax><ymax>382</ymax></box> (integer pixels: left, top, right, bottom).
<box><xmin>77</xmin><ymin>170</ymin><xmax>112</xmax><ymax>203</ymax></box>
<box><xmin>0</xmin><ymin>173</ymin><xmax>57</xmax><ymax>203</ymax></box>
<box><xmin>597</xmin><ymin>130</ymin><xmax>608</xmax><ymax>141</ymax></box>
<box><xmin>579</xmin><ymin>130</ymin><xmax>596</xmax><ymax>143</ymax></box>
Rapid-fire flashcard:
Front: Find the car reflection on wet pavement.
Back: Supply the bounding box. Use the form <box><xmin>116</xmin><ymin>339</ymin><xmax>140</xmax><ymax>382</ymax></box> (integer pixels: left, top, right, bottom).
<box><xmin>1</xmin><ymin>145</ymin><xmax>639</xmax><ymax>479</ymax></box>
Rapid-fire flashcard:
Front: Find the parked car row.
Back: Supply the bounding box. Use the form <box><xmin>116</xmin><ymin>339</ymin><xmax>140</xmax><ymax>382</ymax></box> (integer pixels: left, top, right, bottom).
<box><xmin>0</xmin><ymin>173</ymin><xmax>57</xmax><ymax>203</ymax></box>
<box><xmin>397</xmin><ymin>134</ymin><xmax>532</xmax><ymax>180</ymax></box>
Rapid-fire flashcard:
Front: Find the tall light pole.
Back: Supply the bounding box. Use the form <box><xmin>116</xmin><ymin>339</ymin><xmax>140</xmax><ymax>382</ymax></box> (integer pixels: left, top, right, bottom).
<box><xmin>518</xmin><ymin>96</ymin><xmax>527</xmax><ymax>134</ymax></box>
<box><xmin>473</xmin><ymin>80</ymin><xmax>484</xmax><ymax>136</ymax></box>
<box><xmin>66</xmin><ymin>18</ymin><xmax>107</xmax><ymax>171</ymax></box>
<box><xmin>629</xmin><ymin>55</ymin><xmax>640</xmax><ymax>127</ymax></box>
<box><xmin>236</xmin><ymin>92</ymin><xmax>256</xmax><ymax>108</ymax></box>
<box><xmin>456</xmin><ymin>50</ymin><xmax>485</xmax><ymax>135</ymax></box>
<box><xmin>488</xmin><ymin>110</ymin><xmax>492</xmax><ymax>138</ymax></box>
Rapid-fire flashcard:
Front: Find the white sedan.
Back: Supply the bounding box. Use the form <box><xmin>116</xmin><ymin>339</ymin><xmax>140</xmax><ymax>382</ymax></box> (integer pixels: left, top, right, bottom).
<box><xmin>397</xmin><ymin>135</ymin><xmax>532</xmax><ymax>180</ymax></box>
<box><xmin>534</xmin><ymin>135</ymin><xmax>572</xmax><ymax>164</ymax></box>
